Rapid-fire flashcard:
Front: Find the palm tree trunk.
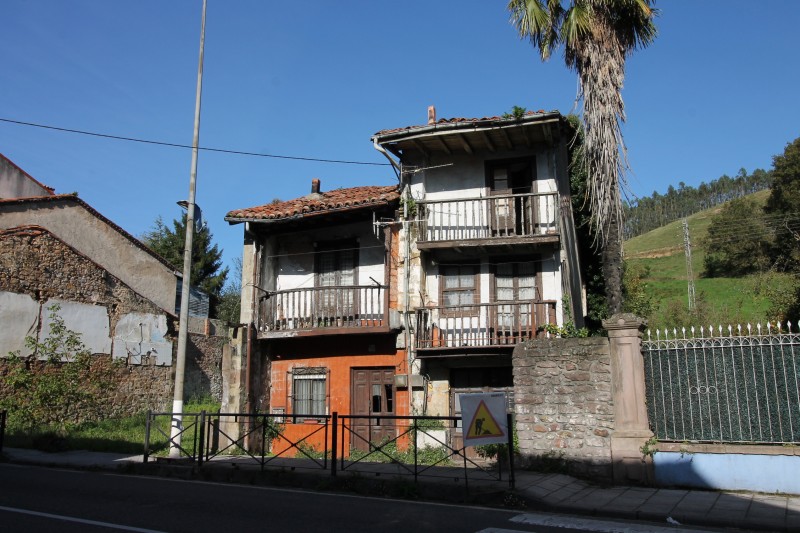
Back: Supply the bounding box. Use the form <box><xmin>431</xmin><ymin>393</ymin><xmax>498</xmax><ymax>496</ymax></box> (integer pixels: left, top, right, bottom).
<box><xmin>602</xmin><ymin>216</ymin><xmax>624</xmax><ymax>314</ymax></box>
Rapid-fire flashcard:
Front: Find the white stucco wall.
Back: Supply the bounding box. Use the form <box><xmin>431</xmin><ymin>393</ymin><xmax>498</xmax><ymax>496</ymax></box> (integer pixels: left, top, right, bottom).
<box><xmin>273</xmin><ymin>221</ymin><xmax>386</xmax><ymax>291</ymax></box>
<box><xmin>40</xmin><ymin>299</ymin><xmax>111</xmax><ymax>355</ymax></box>
<box><xmin>0</xmin><ymin>291</ymin><xmax>40</xmax><ymax>357</ymax></box>
<box><xmin>1</xmin><ymin>292</ymin><xmax>172</xmax><ymax>365</ymax></box>
<box><xmin>112</xmin><ymin>312</ymin><xmax>173</xmax><ymax>366</ymax></box>
<box><xmin>0</xmin><ymin>155</ymin><xmax>52</xmax><ymax>199</ymax></box>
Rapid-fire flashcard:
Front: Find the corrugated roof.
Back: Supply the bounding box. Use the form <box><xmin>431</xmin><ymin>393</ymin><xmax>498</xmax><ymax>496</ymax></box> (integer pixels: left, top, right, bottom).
<box><xmin>373</xmin><ymin>110</ymin><xmax>551</xmax><ymax>137</ymax></box>
<box><xmin>226</xmin><ymin>184</ymin><xmax>399</xmax><ymax>223</ymax></box>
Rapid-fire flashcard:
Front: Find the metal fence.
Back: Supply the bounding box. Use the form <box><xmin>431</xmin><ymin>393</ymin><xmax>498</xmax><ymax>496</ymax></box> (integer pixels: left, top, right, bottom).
<box><xmin>143</xmin><ymin>411</ymin><xmax>514</xmax><ymax>489</ymax></box>
<box><xmin>643</xmin><ymin>323</ymin><xmax>800</xmax><ymax>444</ymax></box>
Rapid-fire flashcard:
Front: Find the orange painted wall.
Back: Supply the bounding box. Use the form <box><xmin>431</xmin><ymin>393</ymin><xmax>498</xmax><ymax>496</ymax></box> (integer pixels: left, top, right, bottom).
<box><xmin>267</xmin><ymin>339</ymin><xmax>408</xmax><ymax>457</ymax></box>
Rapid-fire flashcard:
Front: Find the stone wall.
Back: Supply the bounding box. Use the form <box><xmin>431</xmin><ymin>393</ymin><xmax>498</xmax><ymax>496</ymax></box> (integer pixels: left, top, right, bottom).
<box><xmin>513</xmin><ymin>337</ymin><xmax>614</xmax><ymax>478</ymax></box>
<box><xmin>186</xmin><ymin>332</ymin><xmax>226</xmax><ymax>402</ymax></box>
<box><xmin>1</xmin><ymin>227</ymin><xmax>167</xmax><ymax>417</ymax></box>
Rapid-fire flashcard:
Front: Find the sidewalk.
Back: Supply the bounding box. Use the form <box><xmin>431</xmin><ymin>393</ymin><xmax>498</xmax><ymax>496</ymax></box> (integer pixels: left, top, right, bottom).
<box><xmin>3</xmin><ymin>447</ymin><xmax>798</xmax><ymax>532</ymax></box>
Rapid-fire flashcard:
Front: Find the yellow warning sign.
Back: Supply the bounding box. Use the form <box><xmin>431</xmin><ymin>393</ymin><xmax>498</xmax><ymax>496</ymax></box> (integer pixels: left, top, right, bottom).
<box><xmin>466</xmin><ymin>400</ymin><xmax>504</xmax><ymax>439</ymax></box>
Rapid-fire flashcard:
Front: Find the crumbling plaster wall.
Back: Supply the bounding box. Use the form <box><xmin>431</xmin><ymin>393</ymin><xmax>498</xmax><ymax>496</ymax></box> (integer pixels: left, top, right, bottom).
<box><xmin>0</xmin><ymin>227</ymin><xmax>179</xmax><ymax>414</ymax></box>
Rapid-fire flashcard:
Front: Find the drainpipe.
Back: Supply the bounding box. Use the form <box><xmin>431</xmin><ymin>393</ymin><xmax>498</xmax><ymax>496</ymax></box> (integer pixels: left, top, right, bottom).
<box><xmin>373</xmin><ymin>139</ymin><xmax>401</xmax><ymax>180</ymax></box>
<box><xmin>402</xmin><ymin>178</ymin><xmax>414</xmax><ymax>416</ymax></box>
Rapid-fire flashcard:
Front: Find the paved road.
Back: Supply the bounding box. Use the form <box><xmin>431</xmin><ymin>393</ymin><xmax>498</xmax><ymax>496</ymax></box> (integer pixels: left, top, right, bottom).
<box><xmin>0</xmin><ymin>464</ymin><xmax>725</xmax><ymax>532</ymax></box>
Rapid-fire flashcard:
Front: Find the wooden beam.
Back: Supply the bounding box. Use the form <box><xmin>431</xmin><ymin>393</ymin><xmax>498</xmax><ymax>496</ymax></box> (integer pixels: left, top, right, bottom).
<box><xmin>412</xmin><ymin>139</ymin><xmax>430</xmax><ymax>157</ymax></box>
<box><xmin>480</xmin><ymin>131</ymin><xmax>496</xmax><ymax>153</ymax></box>
<box><xmin>456</xmin><ymin>133</ymin><xmax>473</xmax><ymax>154</ymax></box>
<box><xmin>434</xmin><ymin>136</ymin><xmax>452</xmax><ymax>155</ymax></box>
<box><xmin>499</xmin><ymin>128</ymin><xmax>514</xmax><ymax>150</ymax></box>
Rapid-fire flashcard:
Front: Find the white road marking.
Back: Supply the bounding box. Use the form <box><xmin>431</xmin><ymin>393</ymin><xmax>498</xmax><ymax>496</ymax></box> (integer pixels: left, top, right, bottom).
<box><xmin>498</xmin><ymin>512</ymin><xmax>713</xmax><ymax>532</ymax></box>
<box><xmin>0</xmin><ymin>505</ymin><xmax>166</xmax><ymax>532</ymax></box>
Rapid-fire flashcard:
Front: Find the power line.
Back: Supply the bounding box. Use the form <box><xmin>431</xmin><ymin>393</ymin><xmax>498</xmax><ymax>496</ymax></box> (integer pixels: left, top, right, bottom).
<box><xmin>0</xmin><ymin>117</ymin><xmax>391</xmax><ymax>167</ymax></box>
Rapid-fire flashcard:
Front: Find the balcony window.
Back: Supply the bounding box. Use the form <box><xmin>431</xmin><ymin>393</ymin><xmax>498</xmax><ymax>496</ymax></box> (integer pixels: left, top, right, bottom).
<box><xmin>441</xmin><ymin>265</ymin><xmax>478</xmax><ymax>311</ymax></box>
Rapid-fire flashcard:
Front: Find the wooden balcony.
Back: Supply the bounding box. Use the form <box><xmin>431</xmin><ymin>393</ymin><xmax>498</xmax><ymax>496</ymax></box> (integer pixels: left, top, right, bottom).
<box><xmin>258</xmin><ymin>285</ymin><xmax>390</xmax><ymax>338</ymax></box>
<box><xmin>417</xmin><ymin>192</ymin><xmax>560</xmax><ymax>250</ymax></box>
<box><xmin>414</xmin><ymin>300</ymin><xmax>558</xmax><ymax>351</ymax></box>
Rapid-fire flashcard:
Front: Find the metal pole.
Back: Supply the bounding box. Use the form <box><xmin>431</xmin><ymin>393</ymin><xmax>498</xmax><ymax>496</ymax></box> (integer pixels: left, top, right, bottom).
<box><xmin>170</xmin><ymin>0</ymin><xmax>207</xmax><ymax>456</ymax></box>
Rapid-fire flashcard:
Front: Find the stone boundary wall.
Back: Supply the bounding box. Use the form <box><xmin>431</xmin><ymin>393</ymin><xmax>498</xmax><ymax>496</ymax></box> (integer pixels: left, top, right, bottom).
<box><xmin>513</xmin><ymin>337</ymin><xmax>614</xmax><ymax>479</ymax></box>
<box><xmin>0</xmin><ymin>225</ymin><xmax>226</xmax><ymax>416</ymax></box>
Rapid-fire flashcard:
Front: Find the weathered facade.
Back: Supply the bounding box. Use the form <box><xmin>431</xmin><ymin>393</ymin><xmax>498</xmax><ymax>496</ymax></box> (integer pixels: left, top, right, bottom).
<box><xmin>0</xmin><ymin>154</ymin><xmax>224</xmax><ymax>418</ymax></box>
<box><xmin>371</xmin><ymin>108</ymin><xmax>586</xmax><ymax>452</ymax></box>
<box><xmin>226</xmin><ymin>181</ymin><xmax>407</xmax><ymax>453</ymax></box>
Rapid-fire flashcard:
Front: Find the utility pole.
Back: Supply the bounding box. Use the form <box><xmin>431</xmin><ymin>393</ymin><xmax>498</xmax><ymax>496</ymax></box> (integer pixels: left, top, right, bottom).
<box><xmin>171</xmin><ymin>0</ymin><xmax>207</xmax><ymax>457</ymax></box>
<box><xmin>682</xmin><ymin>218</ymin><xmax>696</xmax><ymax>311</ymax></box>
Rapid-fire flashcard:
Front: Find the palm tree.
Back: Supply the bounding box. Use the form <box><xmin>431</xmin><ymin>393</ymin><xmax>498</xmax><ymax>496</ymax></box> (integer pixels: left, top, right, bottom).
<box><xmin>508</xmin><ymin>0</ymin><xmax>657</xmax><ymax>314</ymax></box>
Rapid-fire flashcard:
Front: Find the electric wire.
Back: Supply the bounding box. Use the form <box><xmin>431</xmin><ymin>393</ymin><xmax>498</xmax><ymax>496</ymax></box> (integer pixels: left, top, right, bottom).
<box><xmin>0</xmin><ymin>117</ymin><xmax>391</xmax><ymax>167</ymax></box>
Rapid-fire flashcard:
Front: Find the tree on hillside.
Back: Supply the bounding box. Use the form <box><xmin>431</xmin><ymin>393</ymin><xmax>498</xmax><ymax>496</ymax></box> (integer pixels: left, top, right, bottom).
<box><xmin>765</xmin><ymin>137</ymin><xmax>800</xmax><ymax>272</ymax></box>
<box><xmin>703</xmin><ymin>197</ymin><xmax>771</xmax><ymax>277</ymax></box>
<box><xmin>508</xmin><ymin>0</ymin><xmax>658</xmax><ymax>314</ymax></box>
<box><xmin>142</xmin><ymin>215</ymin><xmax>229</xmax><ymax>315</ymax></box>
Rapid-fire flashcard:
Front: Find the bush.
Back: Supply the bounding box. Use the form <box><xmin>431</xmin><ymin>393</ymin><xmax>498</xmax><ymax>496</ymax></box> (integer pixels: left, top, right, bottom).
<box><xmin>0</xmin><ymin>305</ymin><xmax>122</xmax><ymax>434</ymax></box>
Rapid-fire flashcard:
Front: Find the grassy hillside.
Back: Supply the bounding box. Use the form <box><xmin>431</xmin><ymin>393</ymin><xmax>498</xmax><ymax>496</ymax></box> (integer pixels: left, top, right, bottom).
<box><xmin>623</xmin><ymin>190</ymin><xmax>797</xmax><ymax>329</ymax></box>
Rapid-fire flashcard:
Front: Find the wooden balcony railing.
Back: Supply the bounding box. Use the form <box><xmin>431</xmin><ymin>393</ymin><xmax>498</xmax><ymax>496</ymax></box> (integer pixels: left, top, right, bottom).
<box><xmin>259</xmin><ymin>285</ymin><xmax>387</xmax><ymax>335</ymax></box>
<box><xmin>418</xmin><ymin>192</ymin><xmax>559</xmax><ymax>244</ymax></box>
<box><xmin>414</xmin><ymin>300</ymin><xmax>558</xmax><ymax>350</ymax></box>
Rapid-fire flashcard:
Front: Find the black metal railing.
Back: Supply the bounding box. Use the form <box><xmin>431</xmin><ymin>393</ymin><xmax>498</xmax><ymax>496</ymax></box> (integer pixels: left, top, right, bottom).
<box><xmin>142</xmin><ymin>411</ymin><xmax>515</xmax><ymax>489</ymax></box>
<box><xmin>259</xmin><ymin>285</ymin><xmax>387</xmax><ymax>333</ymax></box>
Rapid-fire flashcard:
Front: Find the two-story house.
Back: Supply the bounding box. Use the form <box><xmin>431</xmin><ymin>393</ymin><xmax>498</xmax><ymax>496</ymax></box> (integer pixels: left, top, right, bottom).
<box><xmin>371</xmin><ymin>107</ymin><xmax>585</xmax><ymax>450</ymax></box>
<box><xmin>225</xmin><ymin>180</ymin><xmax>406</xmax><ymax>453</ymax></box>
<box><xmin>226</xmin><ymin>108</ymin><xmax>586</xmax><ymax>456</ymax></box>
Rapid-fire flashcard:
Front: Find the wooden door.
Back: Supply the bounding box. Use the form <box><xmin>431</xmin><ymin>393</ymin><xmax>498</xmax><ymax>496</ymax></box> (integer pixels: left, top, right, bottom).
<box><xmin>350</xmin><ymin>368</ymin><xmax>395</xmax><ymax>453</ymax></box>
<box><xmin>489</xmin><ymin>161</ymin><xmax>534</xmax><ymax>236</ymax></box>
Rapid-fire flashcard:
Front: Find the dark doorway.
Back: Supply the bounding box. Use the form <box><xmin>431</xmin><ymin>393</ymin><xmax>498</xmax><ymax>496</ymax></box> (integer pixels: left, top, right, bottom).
<box><xmin>350</xmin><ymin>367</ymin><xmax>396</xmax><ymax>452</ymax></box>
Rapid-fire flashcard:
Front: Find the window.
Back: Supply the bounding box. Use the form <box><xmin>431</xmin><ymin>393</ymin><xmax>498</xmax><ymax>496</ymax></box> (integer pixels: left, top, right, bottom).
<box><xmin>315</xmin><ymin>242</ymin><xmax>357</xmax><ymax>318</ymax></box>
<box><xmin>440</xmin><ymin>265</ymin><xmax>478</xmax><ymax>310</ymax></box>
<box><xmin>495</xmin><ymin>261</ymin><xmax>538</xmax><ymax>331</ymax></box>
<box><xmin>291</xmin><ymin>367</ymin><xmax>327</xmax><ymax>420</ymax></box>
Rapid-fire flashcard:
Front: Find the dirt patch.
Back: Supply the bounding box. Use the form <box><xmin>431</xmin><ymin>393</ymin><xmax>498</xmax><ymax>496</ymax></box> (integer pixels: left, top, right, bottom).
<box><xmin>625</xmin><ymin>246</ymin><xmax>682</xmax><ymax>259</ymax></box>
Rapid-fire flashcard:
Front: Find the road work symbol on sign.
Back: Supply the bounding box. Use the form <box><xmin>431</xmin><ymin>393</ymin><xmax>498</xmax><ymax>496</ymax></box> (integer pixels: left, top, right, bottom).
<box><xmin>459</xmin><ymin>392</ymin><xmax>508</xmax><ymax>446</ymax></box>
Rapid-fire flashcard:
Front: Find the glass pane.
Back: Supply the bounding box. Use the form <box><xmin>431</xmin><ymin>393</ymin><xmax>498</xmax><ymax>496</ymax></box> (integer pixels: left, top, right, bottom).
<box><xmin>385</xmin><ymin>384</ymin><xmax>393</xmax><ymax>413</ymax></box>
<box><xmin>445</xmin><ymin>292</ymin><xmax>460</xmax><ymax>307</ymax></box>
<box><xmin>444</xmin><ymin>270</ymin><xmax>459</xmax><ymax>288</ymax></box>
<box><xmin>457</xmin><ymin>290</ymin><xmax>475</xmax><ymax>306</ymax></box>
<box><xmin>339</xmin><ymin>250</ymin><xmax>355</xmax><ymax>286</ymax></box>
<box><xmin>459</xmin><ymin>272</ymin><xmax>474</xmax><ymax>288</ymax></box>
<box><xmin>312</xmin><ymin>378</ymin><xmax>326</xmax><ymax>415</ymax></box>
<box><xmin>372</xmin><ymin>384</ymin><xmax>382</xmax><ymax>413</ymax></box>
<box><xmin>497</xmin><ymin>287</ymin><xmax>514</xmax><ymax>301</ymax></box>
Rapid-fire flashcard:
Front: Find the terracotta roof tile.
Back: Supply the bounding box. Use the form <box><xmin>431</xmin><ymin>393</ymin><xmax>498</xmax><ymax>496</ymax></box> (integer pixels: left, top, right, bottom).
<box><xmin>374</xmin><ymin>110</ymin><xmax>550</xmax><ymax>137</ymax></box>
<box><xmin>226</xmin><ymin>184</ymin><xmax>399</xmax><ymax>222</ymax></box>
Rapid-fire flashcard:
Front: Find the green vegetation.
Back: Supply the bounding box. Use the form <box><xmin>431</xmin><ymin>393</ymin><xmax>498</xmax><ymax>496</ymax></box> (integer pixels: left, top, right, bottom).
<box><xmin>4</xmin><ymin>397</ymin><xmax>220</xmax><ymax>454</ymax></box>
<box><xmin>1</xmin><ymin>305</ymin><xmax>122</xmax><ymax>436</ymax></box>
<box><xmin>625</xmin><ymin>189</ymin><xmax>799</xmax><ymax>327</ymax></box>
<box><xmin>141</xmin><ymin>214</ymin><xmax>229</xmax><ymax>317</ymax></box>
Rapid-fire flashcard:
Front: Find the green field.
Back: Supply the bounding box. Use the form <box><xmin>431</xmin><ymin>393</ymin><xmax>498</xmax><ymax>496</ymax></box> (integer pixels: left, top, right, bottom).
<box><xmin>624</xmin><ymin>190</ymin><xmax>797</xmax><ymax>328</ymax></box>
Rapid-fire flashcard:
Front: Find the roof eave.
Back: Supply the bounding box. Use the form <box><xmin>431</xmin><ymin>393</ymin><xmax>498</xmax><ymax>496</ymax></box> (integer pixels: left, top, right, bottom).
<box><xmin>371</xmin><ymin>111</ymin><xmax>565</xmax><ymax>145</ymax></box>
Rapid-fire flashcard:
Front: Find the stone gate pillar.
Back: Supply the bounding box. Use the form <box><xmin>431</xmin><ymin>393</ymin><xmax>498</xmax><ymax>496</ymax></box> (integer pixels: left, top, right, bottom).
<box><xmin>602</xmin><ymin>313</ymin><xmax>653</xmax><ymax>484</ymax></box>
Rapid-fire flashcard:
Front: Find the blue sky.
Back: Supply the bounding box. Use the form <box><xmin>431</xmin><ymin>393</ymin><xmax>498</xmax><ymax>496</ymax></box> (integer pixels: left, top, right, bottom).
<box><xmin>2</xmin><ymin>1</ymin><xmax>799</xmax><ymax>279</ymax></box>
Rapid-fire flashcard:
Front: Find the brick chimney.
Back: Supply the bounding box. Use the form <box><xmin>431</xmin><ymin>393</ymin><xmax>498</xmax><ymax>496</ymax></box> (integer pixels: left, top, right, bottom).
<box><xmin>311</xmin><ymin>178</ymin><xmax>320</xmax><ymax>194</ymax></box>
<box><xmin>427</xmin><ymin>105</ymin><xmax>436</xmax><ymax>125</ymax></box>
